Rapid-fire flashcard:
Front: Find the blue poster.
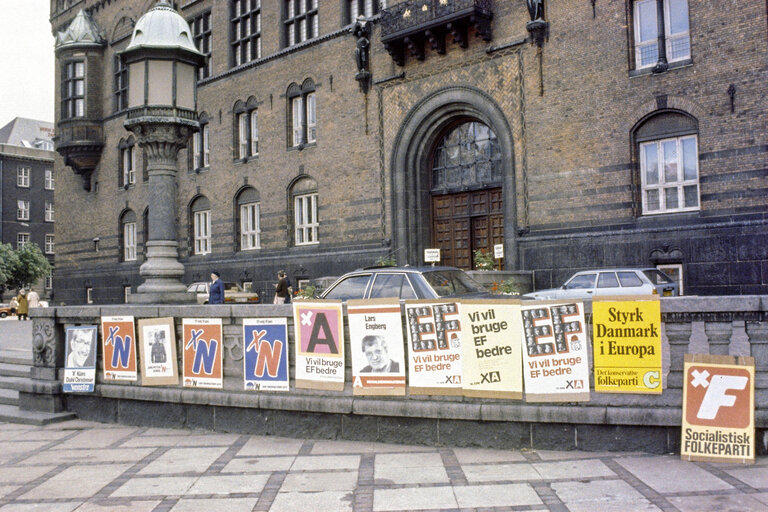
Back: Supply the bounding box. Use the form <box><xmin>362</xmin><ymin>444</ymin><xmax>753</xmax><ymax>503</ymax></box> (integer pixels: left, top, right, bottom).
<box><xmin>243</xmin><ymin>318</ymin><xmax>289</xmax><ymax>391</ymax></box>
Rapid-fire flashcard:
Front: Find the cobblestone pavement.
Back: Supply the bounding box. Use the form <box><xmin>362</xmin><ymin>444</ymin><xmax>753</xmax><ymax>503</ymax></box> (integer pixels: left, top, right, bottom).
<box><xmin>0</xmin><ymin>420</ymin><xmax>765</xmax><ymax>511</ymax></box>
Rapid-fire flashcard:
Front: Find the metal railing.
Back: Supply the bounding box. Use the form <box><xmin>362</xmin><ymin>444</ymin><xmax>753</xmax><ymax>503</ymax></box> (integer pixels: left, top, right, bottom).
<box><xmin>381</xmin><ymin>0</ymin><xmax>493</xmax><ymax>38</ymax></box>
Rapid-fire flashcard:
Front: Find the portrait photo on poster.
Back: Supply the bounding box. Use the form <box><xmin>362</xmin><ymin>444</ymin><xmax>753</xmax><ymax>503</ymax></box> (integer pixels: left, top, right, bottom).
<box><xmin>137</xmin><ymin>317</ymin><xmax>179</xmax><ymax>386</ymax></box>
<box><xmin>65</xmin><ymin>326</ymin><xmax>97</xmax><ymax>368</ymax></box>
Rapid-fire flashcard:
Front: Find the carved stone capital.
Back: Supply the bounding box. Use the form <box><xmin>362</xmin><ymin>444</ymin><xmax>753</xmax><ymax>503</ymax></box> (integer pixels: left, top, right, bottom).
<box><xmin>32</xmin><ymin>318</ymin><xmax>60</xmax><ymax>368</ymax></box>
<box><xmin>127</xmin><ymin>121</ymin><xmax>195</xmax><ymax>165</ymax></box>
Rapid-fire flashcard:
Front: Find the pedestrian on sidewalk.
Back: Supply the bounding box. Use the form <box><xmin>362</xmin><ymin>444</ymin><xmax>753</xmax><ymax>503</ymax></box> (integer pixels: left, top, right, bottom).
<box><xmin>9</xmin><ymin>296</ymin><xmax>18</xmax><ymax>316</ymax></box>
<box><xmin>209</xmin><ymin>271</ymin><xmax>224</xmax><ymax>305</ymax></box>
<box><xmin>273</xmin><ymin>270</ymin><xmax>290</xmax><ymax>304</ymax></box>
<box><xmin>15</xmin><ymin>289</ymin><xmax>29</xmax><ymax>321</ymax></box>
<box><xmin>27</xmin><ymin>288</ymin><xmax>40</xmax><ymax>309</ymax></box>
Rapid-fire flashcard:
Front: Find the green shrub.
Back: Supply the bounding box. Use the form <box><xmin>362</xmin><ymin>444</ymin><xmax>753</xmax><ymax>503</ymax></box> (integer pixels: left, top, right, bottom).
<box><xmin>473</xmin><ymin>249</ymin><xmax>495</xmax><ymax>271</ymax></box>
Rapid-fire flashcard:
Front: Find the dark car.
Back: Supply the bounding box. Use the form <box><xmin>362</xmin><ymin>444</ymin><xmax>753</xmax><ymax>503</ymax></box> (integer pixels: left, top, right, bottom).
<box><xmin>319</xmin><ymin>266</ymin><xmax>494</xmax><ymax>301</ymax></box>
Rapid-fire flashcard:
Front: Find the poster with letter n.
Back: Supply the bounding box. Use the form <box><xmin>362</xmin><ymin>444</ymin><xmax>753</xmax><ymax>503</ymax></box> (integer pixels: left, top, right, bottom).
<box><xmin>681</xmin><ymin>354</ymin><xmax>755</xmax><ymax>464</ymax></box>
<box><xmin>520</xmin><ymin>301</ymin><xmax>590</xmax><ymax>402</ymax></box>
<box><xmin>348</xmin><ymin>299</ymin><xmax>406</xmax><ymax>396</ymax></box>
<box><xmin>101</xmin><ymin>316</ymin><xmax>137</xmax><ymax>381</ymax></box>
<box><xmin>138</xmin><ymin>317</ymin><xmax>178</xmax><ymax>386</ymax></box>
<box><xmin>243</xmin><ymin>318</ymin><xmax>290</xmax><ymax>392</ymax></box>
<box><xmin>293</xmin><ymin>301</ymin><xmax>345</xmax><ymax>391</ymax></box>
<box><xmin>460</xmin><ymin>300</ymin><xmax>523</xmax><ymax>399</ymax></box>
<box><xmin>405</xmin><ymin>300</ymin><xmax>462</xmax><ymax>395</ymax></box>
<box><xmin>182</xmin><ymin>318</ymin><xmax>224</xmax><ymax>389</ymax></box>
<box><xmin>592</xmin><ymin>296</ymin><xmax>662</xmax><ymax>394</ymax></box>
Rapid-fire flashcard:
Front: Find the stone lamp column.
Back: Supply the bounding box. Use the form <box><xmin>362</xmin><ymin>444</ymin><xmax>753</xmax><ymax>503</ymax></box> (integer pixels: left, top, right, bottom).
<box><xmin>122</xmin><ymin>0</ymin><xmax>206</xmax><ymax>303</ymax></box>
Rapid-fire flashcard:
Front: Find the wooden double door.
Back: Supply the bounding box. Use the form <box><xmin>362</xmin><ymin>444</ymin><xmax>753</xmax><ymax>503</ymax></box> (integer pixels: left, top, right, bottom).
<box><xmin>431</xmin><ymin>188</ymin><xmax>503</xmax><ymax>269</ymax></box>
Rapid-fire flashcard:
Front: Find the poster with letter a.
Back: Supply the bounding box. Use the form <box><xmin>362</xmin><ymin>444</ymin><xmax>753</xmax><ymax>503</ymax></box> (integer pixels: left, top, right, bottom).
<box><xmin>460</xmin><ymin>300</ymin><xmax>523</xmax><ymax>399</ymax></box>
<box><xmin>243</xmin><ymin>318</ymin><xmax>290</xmax><ymax>391</ymax></box>
<box><xmin>182</xmin><ymin>318</ymin><xmax>223</xmax><ymax>389</ymax></box>
<box><xmin>348</xmin><ymin>299</ymin><xmax>406</xmax><ymax>396</ymax></box>
<box><xmin>520</xmin><ymin>301</ymin><xmax>590</xmax><ymax>402</ymax></box>
<box><xmin>101</xmin><ymin>316</ymin><xmax>137</xmax><ymax>381</ymax></box>
<box><xmin>293</xmin><ymin>301</ymin><xmax>345</xmax><ymax>391</ymax></box>
<box><xmin>681</xmin><ymin>354</ymin><xmax>755</xmax><ymax>464</ymax></box>
<box><xmin>405</xmin><ymin>300</ymin><xmax>462</xmax><ymax>395</ymax></box>
<box><xmin>592</xmin><ymin>297</ymin><xmax>662</xmax><ymax>394</ymax></box>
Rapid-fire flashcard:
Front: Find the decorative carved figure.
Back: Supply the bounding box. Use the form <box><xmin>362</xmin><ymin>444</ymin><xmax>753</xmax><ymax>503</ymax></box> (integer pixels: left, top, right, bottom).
<box><xmin>353</xmin><ymin>20</ymin><xmax>372</xmax><ymax>73</ymax></box>
<box><xmin>526</xmin><ymin>0</ymin><xmax>544</xmax><ymax>21</ymax></box>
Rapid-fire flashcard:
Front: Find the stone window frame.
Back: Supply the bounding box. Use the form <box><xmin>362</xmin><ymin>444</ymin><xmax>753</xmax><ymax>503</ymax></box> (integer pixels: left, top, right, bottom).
<box><xmin>190</xmin><ymin>195</ymin><xmax>212</xmax><ymax>256</ymax></box>
<box><xmin>231</xmin><ymin>0</ymin><xmax>262</xmax><ymax>67</ymax></box>
<box><xmin>284</xmin><ymin>0</ymin><xmax>318</xmax><ymax>48</ymax></box>
<box><xmin>45</xmin><ymin>201</ymin><xmax>54</xmax><ymax>223</ymax></box>
<box><xmin>628</xmin><ymin>0</ymin><xmax>691</xmax><ymax>75</ymax></box>
<box><xmin>234</xmin><ymin>99</ymin><xmax>259</xmax><ymax>160</ymax></box>
<box><xmin>120</xmin><ymin>209</ymin><xmax>137</xmax><ymax>262</ymax></box>
<box><xmin>190</xmin><ymin>9</ymin><xmax>212</xmax><ymax>79</ymax></box>
<box><xmin>61</xmin><ymin>60</ymin><xmax>85</xmax><ymax>119</ymax></box>
<box><xmin>235</xmin><ymin>186</ymin><xmax>261</xmax><ymax>251</ymax></box>
<box><xmin>191</xmin><ymin>112</ymin><xmax>211</xmax><ymax>171</ymax></box>
<box><xmin>45</xmin><ymin>234</ymin><xmax>55</xmax><ymax>255</ymax></box>
<box><xmin>286</xmin><ymin>79</ymin><xmax>316</xmax><ymax>149</ymax></box>
<box><xmin>17</xmin><ymin>200</ymin><xmax>30</xmax><ymax>221</ymax></box>
<box><xmin>17</xmin><ymin>166</ymin><xmax>30</xmax><ymax>188</ymax></box>
<box><xmin>113</xmin><ymin>54</ymin><xmax>128</xmax><ymax>113</ymax></box>
<box><xmin>118</xmin><ymin>137</ymin><xmax>137</xmax><ymax>188</ymax></box>
<box><xmin>290</xmin><ymin>176</ymin><xmax>319</xmax><ymax>246</ymax></box>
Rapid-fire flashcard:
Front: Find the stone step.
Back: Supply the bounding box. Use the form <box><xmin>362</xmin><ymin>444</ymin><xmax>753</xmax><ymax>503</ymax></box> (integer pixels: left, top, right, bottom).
<box><xmin>0</xmin><ymin>350</ymin><xmax>33</xmax><ymax>366</ymax></box>
<box><xmin>0</xmin><ymin>362</ymin><xmax>30</xmax><ymax>379</ymax></box>
<box><xmin>0</xmin><ymin>388</ymin><xmax>18</xmax><ymax>406</ymax></box>
<box><xmin>0</xmin><ymin>404</ymin><xmax>75</xmax><ymax>426</ymax></box>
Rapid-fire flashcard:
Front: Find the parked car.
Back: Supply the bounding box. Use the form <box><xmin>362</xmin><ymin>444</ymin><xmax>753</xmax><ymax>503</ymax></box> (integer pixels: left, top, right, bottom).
<box><xmin>523</xmin><ymin>268</ymin><xmax>679</xmax><ymax>300</ymax></box>
<box><xmin>186</xmin><ymin>282</ymin><xmax>260</xmax><ymax>304</ymax></box>
<box><xmin>319</xmin><ymin>266</ymin><xmax>494</xmax><ymax>301</ymax></box>
<box><xmin>0</xmin><ymin>304</ymin><xmax>12</xmax><ymax>318</ymax></box>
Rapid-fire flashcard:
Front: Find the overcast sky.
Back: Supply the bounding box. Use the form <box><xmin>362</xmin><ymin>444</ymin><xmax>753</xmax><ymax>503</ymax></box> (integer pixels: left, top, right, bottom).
<box><xmin>0</xmin><ymin>0</ymin><xmax>55</xmax><ymax>128</ymax></box>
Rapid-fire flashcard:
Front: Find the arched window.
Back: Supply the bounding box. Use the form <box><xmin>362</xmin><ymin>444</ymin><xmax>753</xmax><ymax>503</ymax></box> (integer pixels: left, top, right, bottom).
<box><xmin>431</xmin><ymin>120</ymin><xmax>502</xmax><ymax>192</ymax></box>
<box><xmin>120</xmin><ymin>209</ymin><xmax>137</xmax><ymax>262</ymax></box>
<box><xmin>234</xmin><ymin>99</ymin><xmax>259</xmax><ymax>160</ymax></box>
<box><xmin>287</xmin><ymin>80</ymin><xmax>316</xmax><ymax>148</ymax></box>
<box><xmin>634</xmin><ymin>110</ymin><xmax>699</xmax><ymax>215</ymax></box>
<box><xmin>290</xmin><ymin>176</ymin><xmax>318</xmax><ymax>245</ymax></box>
<box><xmin>190</xmin><ymin>196</ymin><xmax>212</xmax><ymax>255</ymax></box>
<box><xmin>118</xmin><ymin>137</ymin><xmax>136</xmax><ymax>188</ymax></box>
<box><xmin>236</xmin><ymin>187</ymin><xmax>261</xmax><ymax>250</ymax></box>
<box><xmin>192</xmin><ymin>112</ymin><xmax>210</xmax><ymax>170</ymax></box>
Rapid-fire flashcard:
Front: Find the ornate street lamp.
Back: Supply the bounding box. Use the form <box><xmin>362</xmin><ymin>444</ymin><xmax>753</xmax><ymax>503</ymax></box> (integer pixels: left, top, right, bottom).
<box><xmin>122</xmin><ymin>0</ymin><xmax>205</xmax><ymax>303</ymax></box>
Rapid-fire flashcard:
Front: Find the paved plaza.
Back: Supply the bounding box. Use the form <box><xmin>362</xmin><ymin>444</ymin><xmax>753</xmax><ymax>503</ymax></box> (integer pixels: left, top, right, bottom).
<box><xmin>0</xmin><ymin>419</ymin><xmax>765</xmax><ymax>511</ymax></box>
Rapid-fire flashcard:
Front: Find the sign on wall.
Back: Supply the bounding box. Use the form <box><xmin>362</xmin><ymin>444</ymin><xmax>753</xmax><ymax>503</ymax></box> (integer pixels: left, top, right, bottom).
<box><xmin>592</xmin><ymin>297</ymin><xmax>662</xmax><ymax>394</ymax></box>
<box><xmin>293</xmin><ymin>301</ymin><xmax>345</xmax><ymax>391</ymax></box>
<box><xmin>63</xmin><ymin>325</ymin><xmax>97</xmax><ymax>393</ymax></box>
<box><xmin>137</xmin><ymin>317</ymin><xmax>178</xmax><ymax>386</ymax></box>
<box><xmin>520</xmin><ymin>301</ymin><xmax>590</xmax><ymax>402</ymax></box>
<box><xmin>182</xmin><ymin>318</ymin><xmax>224</xmax><ymax>389</ymax></box>
<box><xmin>348</xmin><ymin>299</ymin><xmax>406</xmax><ymax>396</ymax></box>
<box><xmin>243</xmin><ymin>318</ymin><xmax>290</xmax><ymax>392</ymax></box>
<box><xmin>460</xmin><ymin>300</ymin><xmax>523</xmax><ymax>399</ymax></box>
<box><xmin>405</xmin><ymin>300</ymin><xmax>462</xmax><ymax>395</ymax></box>
<box><xmin>681</xmin><ymin>354</ymin><xmax>755</xmax><ymax>464</ymax></box>
<box><xmin>100</xmin><ymin>316</ymin><xmax>137</xmax><ymax>381</ymax></box>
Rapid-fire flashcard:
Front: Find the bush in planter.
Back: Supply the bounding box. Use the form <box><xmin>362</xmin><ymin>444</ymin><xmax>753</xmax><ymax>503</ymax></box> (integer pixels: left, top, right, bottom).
<box><xmin>473</xmin><ymin>249</ymin><xmax>495</xmax><ymax>271</ymax></box>
<box><xmin>293</xmin><ymin>284</ymin><xmax>317</xmax><ymax>300</ymax></box>
<box><xmin>498</xmin><ymin>279</ymin><xmax>522</xmax><ymax>295</ymax></box>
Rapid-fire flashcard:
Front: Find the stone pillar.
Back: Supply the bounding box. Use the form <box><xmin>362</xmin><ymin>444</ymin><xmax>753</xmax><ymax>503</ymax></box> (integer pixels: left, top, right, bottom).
<box><xmin>703</xmin><ymin>320</ymin><xmax>733</xmax><ymax>356</ymax></box>
<box><xmin>664</xmin><ymin>320</ymin><xmax>692</xmax><ymax>389</ymax></box>
<box><xmin>20</xmin><ymin>311</ymin><xmax>67</xmax><ymax>413</ymax></box>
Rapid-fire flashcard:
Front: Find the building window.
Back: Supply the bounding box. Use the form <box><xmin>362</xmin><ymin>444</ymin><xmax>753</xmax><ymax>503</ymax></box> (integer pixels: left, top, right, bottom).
<box><xmin>633</xmin><ymin>0</ymin><xmax>690</xmax><ymax>70</ymax></box>
<box><xmin>347</xmin><ymin>0</ymin><xmax>382</xmax><ymax>23</ymax></box>
<box><xmin>124</xmin><ymin>285</ymin><xmax>132</xmax><ymax>303</ymax></box>
<box><xmin>431</xmin><ymin>121</ymin><xmax>503</xmax><ymax>192</ymax></box>
<box><xmin>45</xmin><ymin>235</ymin><xmax>55</xmax><ymax>255</ymax></box>
<box><xmin>86</xmin><ymin>287</ymin><xmax>93</xmax><ymax>304</ymax></box>
<box><xmin>192</xmin><ymin>113</ymin><xmax>210</xmax><ymax>170</ymax></box>
<box><xmin>190</xmin><ymin>196</ymin><xmax>212</xmax><ymax>255</ymax></box>
<box><xmin>285</xmin><ymin>0</ymin><xmax>318</xmax><ymax>47</ymax></box>
<box><xmin>17</xmin><ymin>233</ymin><xmax>30</xmax><ymax>249</ymax></box>
<box><xmin>45</xmin><ymin>201</ymin><xmax>54</xmax><ymax>222</ymax></box>
<box><xmin>45</xmin><ymin>169</ymin><xmax>54</xmax><ymax>190</ymax></box>
<box><xmin>62</xmin><ymin>61</ymin><xmax>85</xmax><ymax>118</ymax></box>
<box><xmin>119</xmin><ymin>139</ymin><xmax>136</xmax><ymax>187</ymax></box>
<box><xmin>17</xmin><ymin>200</ymin><xmax>30</xmax><ymax>221</ymax></box>
<box><xmin>287</xmin><ymin>81</ymin><xmax>316</xmax><ymax>147</ymax></box>
<box><xmin>45</xmin><ymin>272</ymin><xmax>53</xmax><ymax>290</ymax></box>
<box><xmin>295</xmin><ymin>193</ymin><xmax>318</xmax><ymax>245</ymax></box>
<box><xmin>234</xmin><ymin>100</ymin><xmax>259</xmax><ymax>159</ymax></box>
<box><xmin>113</xmin><ymin>55</ymin><xmax>128</xmax><ymax>112</ymax></box>
<box><xmin>236</xmin><ymin>187</ymin><xmax>261</xmax><ymax>250</ymax></box>
<box><xmin>640</xmin><ymin>135</ymin><xmax>699</xmax><ymax>214</ymax></box>
<box><xmin>191</xmin><ymin>10</ymin><xmax>212</xmax><ymax>79</ymax></box>
<box><xmin>17</xmin><ymin>166</ymin><xmax>30</xmax><ymax>187</ymax></box>
<box><xmin>231</xmin><ymin>0</ymin><xmax>261</xmax><ymax>67</ymax></box>
<box><xmin>121</xmin><ymin>210</ymin><xmax>137</xmax><ymax>262</ymax></box>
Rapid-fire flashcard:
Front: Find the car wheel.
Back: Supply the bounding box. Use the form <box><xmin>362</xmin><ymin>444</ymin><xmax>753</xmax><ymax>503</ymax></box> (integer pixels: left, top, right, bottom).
<box><xmin>0</xmin><ymin>312</ymin><xmax>6</xmax><ymax>318</ymax></box>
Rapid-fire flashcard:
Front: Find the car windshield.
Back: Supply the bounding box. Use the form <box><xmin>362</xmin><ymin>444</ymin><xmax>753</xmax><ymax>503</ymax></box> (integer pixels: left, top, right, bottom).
<box><xmin>642</xmin><ymin>269</ymin><xmax>674</xmax><ymax>284</ymax></box>
<box><xmin>422</xmin><ymin>270</ymin><xmax>487</xmax><ymax>297</ymax></box>
<box><xmin>564</xmin><ymin>273</ymin><xmax>596</xmax><ymax>289</ymax></box>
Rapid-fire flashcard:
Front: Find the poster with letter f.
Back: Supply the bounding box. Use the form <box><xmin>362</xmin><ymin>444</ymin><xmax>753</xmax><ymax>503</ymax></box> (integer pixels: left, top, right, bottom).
<box><xmin>63</xmin><ymin>325</ymin><xmax>98</xmax><ymax>393</ymax></box>
<box><xmin>681</xmin><ymin>354</ymin><xmax>755</xmax><ymax>464</ymax></box>
<box><xmin>520</xmin><ymin>301</ymin><xmax>590</xmax><ymax>402</ymax></box>
<box><xmin>348</xmin><ymin>299</ymin><xmax>406</xmax><ymax>396</ymax></box>
<box><xmin>405</xmin><ymin>300</ymin><xmax>462</xmax><ymax>395</ymax></box>
<box><xmin>293</xmin><ymin>301</ymin><xmax>345</xmax><ymax>391</ymax></box>
<box><xmin>243</xmin><ymin>318</ymin><xmax>290</xmax><ymax>391</ymax></box>
<box><xmin>100</xmin><ymin>316</ymin><xmax>137</xmax><ymax>381</ymax></box>
<box><xmin>182</xmin><ymin>318</ymin><xmax>223</xmax><ymax>389</ymax></box>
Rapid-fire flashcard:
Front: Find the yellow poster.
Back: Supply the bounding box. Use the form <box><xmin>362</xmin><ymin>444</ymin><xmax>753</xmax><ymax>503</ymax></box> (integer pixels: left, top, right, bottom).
<box><xmin>681</xmin><ymin>354</ymin><xmax>755</xmax><ymax>464</ymax></box>
<box><xmin>592</xmin><ymin>297</ymin><xmax>662</xmax><ymax>394</ymax></box>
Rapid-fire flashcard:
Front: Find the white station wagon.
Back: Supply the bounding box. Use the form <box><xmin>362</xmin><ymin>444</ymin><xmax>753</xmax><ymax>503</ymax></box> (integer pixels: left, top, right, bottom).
<box><xmin>523</xmin><ymin>268</ymin><xmax>679</xmax><ymax>300</ymax></box>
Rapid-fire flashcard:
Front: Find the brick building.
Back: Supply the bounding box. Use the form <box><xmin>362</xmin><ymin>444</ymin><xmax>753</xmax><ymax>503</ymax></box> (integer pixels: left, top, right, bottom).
<box><xmin>0</xmin><ymin>118</ymin><xmax>55</xmax><ymax>300</ymax></box>
<box><xmin>50</xmin><ymin>0</ymin><xmax>768</xmax><ymax>304</ymax></box>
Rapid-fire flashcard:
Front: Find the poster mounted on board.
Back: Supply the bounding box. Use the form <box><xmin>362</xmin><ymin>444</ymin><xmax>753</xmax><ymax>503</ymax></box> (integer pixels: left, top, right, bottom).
<box><xmin>520</xmin><ymin>301</ymin><xmax>590</xmax><ymax>402</ymax></box>
<box><xmin>182</xmin><ymin>318</ymin><xmax>224</xmax><ymax>389</ymax></box>
<box><xmin>293</xmin><ymin>301</ymin><xmax>345</xmax><ymax>391</ymax></box>
<box><xmin>592</xmin><ymin>297</ymin><xmax>662</xmax><ymax>394</ymax></box>
<box><xmin>138</xmin><ymin>317</ymin><xmax>178</xmax><ymax>386</ymax></box>
<box><xmin>405</xmin><ymin>300</ymin><xmax>462</xmax><ymax>395</ymax></box>
<box><xmin>681</xmin><ymin>354</ymin><xmax>755</xmax><ymax>464</ymax></box>
<box><xmin>348</xmin><ymin>299</ymin><xmax>406</xmax><ymax>396</ymax></box>
<box><xmin>460</xmin><ymin>300</ymin><xmax>523</xmax><ymax>399</ymax></box>
<box><xmin>100</xmin><ymin>316</ymin><xmax>137</xmax><ymax>381</ymax></box>
<box><xmin>243</xmin><ymin>317</ymin><xmax>290</xmax><ymax>392</ymax></box>
<box><xmin>63</xmin><ymin>325</ymin><xmax>97</xmax><ymax>393</ymax></box>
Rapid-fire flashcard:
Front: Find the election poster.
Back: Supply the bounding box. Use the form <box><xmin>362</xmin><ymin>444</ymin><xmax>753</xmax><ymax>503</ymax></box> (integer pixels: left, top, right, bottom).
<box><xmin>405</xmin><ymin>300</ymin><xmax>462</xmax><ymax>395</ymax></box>
<box><xmin>520</xmin><ymin>301</ymin><xmax>590</xmax><ymax>402</ymax></box>
<box><xmin>182</xmin><ymin>318</ymin><xmax>224</xmax><ymax>389</ymax></box>
<box><xmin>243</xmin><ymin>318</ymin><xmax>290</xmax><ymax>392</ymax></box>
<box><xmin>348</xmin><ymin>299</ymin><xmax>406</xmax><ymax>396</ymax></box>
<box><xmin>100</xmin><ymin>316</ymin><xmax>137</xmax><ymax>381</ymax></box>
<box><xmin>138</xmin><ymin>317</ymin><xmax>178</xmax><ymax>386</ymax></box>
<box><xmin>63</xmin><ymin>325</ymin><xmax>97</xmax><ymax>393</ymax></box>
<box><xmin>592</xmin><ymin>297</ymin><xmax>662</xmax><ymax>394</ymax></box>
<box><xmin>460</xmin><ymin>300</ymin><xmax>523</xmax><ymax>399</ymax></box>
<box><xmin>681</xmin><ymin>354</ymin><xmax>755</xmax><ymax>464</ymax></box>
<box><xmin>293</xmin><ymin>301</ymin><xmax>345</xmax><ymax>391</ymax></box>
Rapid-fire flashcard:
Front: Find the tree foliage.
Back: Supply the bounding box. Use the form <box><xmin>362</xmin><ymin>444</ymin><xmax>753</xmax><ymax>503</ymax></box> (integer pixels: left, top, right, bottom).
<box><xmin>0</xmin><ymin>243</ymin><xmax>51</xmax><ymax>294</ymax></box>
